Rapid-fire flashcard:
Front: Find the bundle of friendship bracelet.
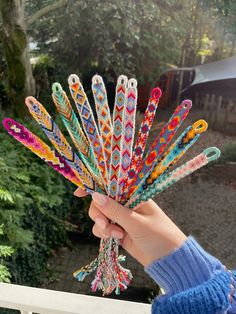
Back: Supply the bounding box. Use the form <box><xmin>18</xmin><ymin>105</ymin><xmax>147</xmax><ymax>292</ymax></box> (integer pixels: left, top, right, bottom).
<box><xmin>2</xmin><ymin>74</ymin><xmax>221</xmax><ymax>295</ymax></box>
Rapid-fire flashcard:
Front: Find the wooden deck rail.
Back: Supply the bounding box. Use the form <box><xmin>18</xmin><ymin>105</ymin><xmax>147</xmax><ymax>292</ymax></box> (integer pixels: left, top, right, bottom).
<box><xmin>0</xmin><ymin>283</ymin><xmax>151</xmax><ymax>314</ymax></box>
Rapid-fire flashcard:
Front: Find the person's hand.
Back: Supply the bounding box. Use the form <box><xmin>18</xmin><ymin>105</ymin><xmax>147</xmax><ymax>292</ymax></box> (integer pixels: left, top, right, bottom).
<box><xmin>74</xmin><ymin>189</ymin><xmax>187</xmax><ymax>267</ymax></box>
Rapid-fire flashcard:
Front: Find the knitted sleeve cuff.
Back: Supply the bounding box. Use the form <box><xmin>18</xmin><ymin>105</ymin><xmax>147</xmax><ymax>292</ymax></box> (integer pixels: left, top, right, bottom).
<box><xmin>144</xmin><ymin>236</ymin><xmax>225</xmax><ymax>295</ymax></box>
<box><xmin>151</xmin><ymin>271</ymin><xmax>234</xmax><ymax>314</ymax></box>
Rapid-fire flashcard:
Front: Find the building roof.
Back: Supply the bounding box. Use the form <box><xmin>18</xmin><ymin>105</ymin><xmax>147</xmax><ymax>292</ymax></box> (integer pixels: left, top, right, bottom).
<box><xmin>191</xmin><ymin>55</ymin><xmax>236</xmax><ymax>86</ymax></box>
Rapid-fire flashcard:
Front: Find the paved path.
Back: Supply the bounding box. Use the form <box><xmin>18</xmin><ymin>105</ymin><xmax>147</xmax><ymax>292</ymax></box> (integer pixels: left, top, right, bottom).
<box><xmin>155</xmin><ymin>179</ymin><xmax>236</xmax><ymax>269</ymax></box>
<box><xmin>44</xmin><ymin>243</ymin><xmax>156</xmax><ymax>302</ymax></box>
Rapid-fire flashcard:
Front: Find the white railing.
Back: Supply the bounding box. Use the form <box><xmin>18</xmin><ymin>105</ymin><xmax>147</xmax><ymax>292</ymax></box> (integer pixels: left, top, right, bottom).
<box><xmin>0</xmin><ymin>283</ymin><xmax>151</xmax><ymax>314</ymax></box>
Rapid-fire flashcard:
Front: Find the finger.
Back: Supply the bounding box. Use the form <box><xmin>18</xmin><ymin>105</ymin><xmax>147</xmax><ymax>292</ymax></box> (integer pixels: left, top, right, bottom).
<box><xmin>92</xmin><ymin>223</ymin><xmax>109</xmax><ymax>239</ymax></box>
<box><xmin>95</xmin><ymin>220</ymin><xmax>125</xmax><ymax>239</ymax></box>
<box><xmin>90</xmin><ymin>202</ymin><xmax>125</xmax><ymax>239</ymax></box>
<box><xmin>88</xmin><ymin>201</ymin><xmax>109</xmax><ymax>227</ymax></box>
<box><xmin>135</xmin><ymin>199</ymin><xmax>160</xmax><ymax>216</ymax></box>
<box><xmin>74</xmin><ymin>188</ymin><xmax>89</xmax><ymax>197</ymax></box>
<box><xmin>91</xmin><ymin>192</ymin><xmax>140</xmax><ymax>231</ymax></box>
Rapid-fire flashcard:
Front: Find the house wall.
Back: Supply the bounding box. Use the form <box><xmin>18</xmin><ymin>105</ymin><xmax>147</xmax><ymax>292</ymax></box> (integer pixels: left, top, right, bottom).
<box><xmin>183</xmin><ymin>79</ymin><xmax>236</xmax><ymax>101</ymax></box>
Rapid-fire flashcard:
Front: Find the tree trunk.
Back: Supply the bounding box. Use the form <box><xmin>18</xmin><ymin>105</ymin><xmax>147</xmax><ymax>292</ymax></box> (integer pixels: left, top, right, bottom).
<box><xmin>27</xmin><ymin>0</ymin><xmax>67</xmax><ymax>26</ymax></box>
<box><xmin>0</xmin><ymin>0</ymin><xmax>35</xmax><ymax>117</ymax></box>
<box><xmin>230</xmin><ymin>37</ymin><xmax>236</xmax><ymax>56</ymax></box>
<box><xmin>191</xmin><ymin>0</ymin><xmax>200</xmax><ymax>66</ymax></box>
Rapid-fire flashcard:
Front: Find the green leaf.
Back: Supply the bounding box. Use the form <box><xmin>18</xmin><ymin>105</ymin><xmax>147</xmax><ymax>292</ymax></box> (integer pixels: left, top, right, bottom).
<box><xmin>0</xmin><ymin>265</ymin><xmax>12</xmax><ymax>283</ymax></box>
<box><xmin>0</xmin><ymin>189</ymin><xmax>14</xmax><ymax>204</ymax></box>
<box><xmin>0</xmin><ymin>245</ymin><xmax>14</xmax><ymax>257</ymax></box>
<box><xmin>16</xmin><ymin>173</ymin><xmax>30</xmax><ymax>183</ymax></box>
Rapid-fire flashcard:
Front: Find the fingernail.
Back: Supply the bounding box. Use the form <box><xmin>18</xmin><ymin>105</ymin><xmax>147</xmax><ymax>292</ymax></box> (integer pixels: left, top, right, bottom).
<box><xmin>95</xmin><ymin>218</ymin><xmax>107</xmax><ymax>229</ymax></box>
<box><xmin>92</xmin><ymin>192</ymin><xmax>107</xmax><ymax>206</ymax></box>
<box><xmin>74</xmin><ymin>188</ymin><xmax>81</xmax><ymax>196</ymax></box>
<box><xmin>111</xmin><ymin>230</ymin><xmax>124</xmax><ymax>239</ymax></box>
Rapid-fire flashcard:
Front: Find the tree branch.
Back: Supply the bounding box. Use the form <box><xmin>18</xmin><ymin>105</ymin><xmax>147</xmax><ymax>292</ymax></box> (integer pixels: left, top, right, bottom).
<box><xmin>155</xmin><ymin>0</ymin><xmax>183</xmax><ymax>11</ymax></box>
<box><xmin>27</xmin><ymin>0</ymin><xmax>67</xmax><ymax>26</ymax></box>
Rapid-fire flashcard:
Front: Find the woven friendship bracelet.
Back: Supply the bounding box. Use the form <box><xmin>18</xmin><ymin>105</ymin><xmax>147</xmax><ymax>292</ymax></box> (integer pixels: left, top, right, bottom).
<box><xmin>51</xmin><ymin>83</ymin><xmax>102</xmax><ymax>186</ymax></box>
<box><xmin>68</xmin><ymin>74</ymin><xmax>108</xmax><ymax>188</ymax></box>
<box><xmin>128</xmin><ymin>147</ymin><xmax>220</xmax><ymax>208</ymax></box>
<box><xmin>97</xmin><ymin>76</ymin><xmax>130</xmax><ymax>293</ymax></box>
<box><xmin>74</xmin><ymin>232</ymin><xmax>131</xmax><ymax>295</ymax></box>
<box><xmin>129</xmin><ymin>120</ymin><xmax>208</xmax><ymax>199</ymax></box>
<box><xmin>124</xmin><ymin>99</ymin><xmax>192</xmax><ymax>203</ymax></box>
<box><xmin>108</xmin><ymin>75</ymin><xmax>128</xmax><ymax>199</ymax></box>
<box><xmin>92</xmin><ymin>75</ymin><xmax>113</xmax><ymax>172</ymax></box>
<box><xmin>2</xmin><ymin>118</ymin><xmax>84</xmax><ymax>189</ymax></box>
<box><xmin>118</xmin><ymin>78</ymin><xmax>137</xmax><ymax>197</ymax></box>
<box><xmin>73</xmin><ymin>234</ymin><xmax>122</xmax><ymax>282</ymax></box>
<box><xmin>121</xmin><ymin>87</ymin><xmax>161</xmax><ymax>202</ymax></box>
<box><xmin>25</xmin><ymin>96</ymin><xmax>100</xmax><ymax>193</ymax></box>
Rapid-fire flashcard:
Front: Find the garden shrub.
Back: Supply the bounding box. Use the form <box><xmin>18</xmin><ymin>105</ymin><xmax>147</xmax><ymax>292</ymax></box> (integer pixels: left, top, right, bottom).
<box><xmin>0</xmin><ymin>225</ymin><xmax>14</xmax><ymax>283</ymax></box>
<box><xmin>0</xmin><ymin>117</ymin><xmax>90</xmax><ymax>286</ymax></box>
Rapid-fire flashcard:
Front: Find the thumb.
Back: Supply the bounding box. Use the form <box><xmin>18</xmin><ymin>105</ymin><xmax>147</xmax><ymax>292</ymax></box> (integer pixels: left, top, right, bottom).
<box><xmin>92</xmin><ymin>192</ymin><xmax>139</xmax><ymax>231</ymax></box>
<box><xmin>74</xmin><ymin>188</ymin><xmax>89</xmax><ymax>197</ymax></box>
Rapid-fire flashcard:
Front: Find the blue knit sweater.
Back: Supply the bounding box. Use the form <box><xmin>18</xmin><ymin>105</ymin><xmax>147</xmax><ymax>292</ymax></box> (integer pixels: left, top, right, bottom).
<box><xmin>145</xmin><ymin>237</ymin><xmax>236</xmax><ymax>314</ymax></box>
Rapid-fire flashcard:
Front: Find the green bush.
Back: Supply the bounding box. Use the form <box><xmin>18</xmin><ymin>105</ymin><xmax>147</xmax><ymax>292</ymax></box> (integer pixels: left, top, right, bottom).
<box><xmin>0</xmin><ymin>117</ymin><xmax>90</xmax><ymax>286</ymax></box>
<box><xmin>0</xmin><ymin>225</ymin><xmax>14</xmax><ymax>283</ymax></box>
